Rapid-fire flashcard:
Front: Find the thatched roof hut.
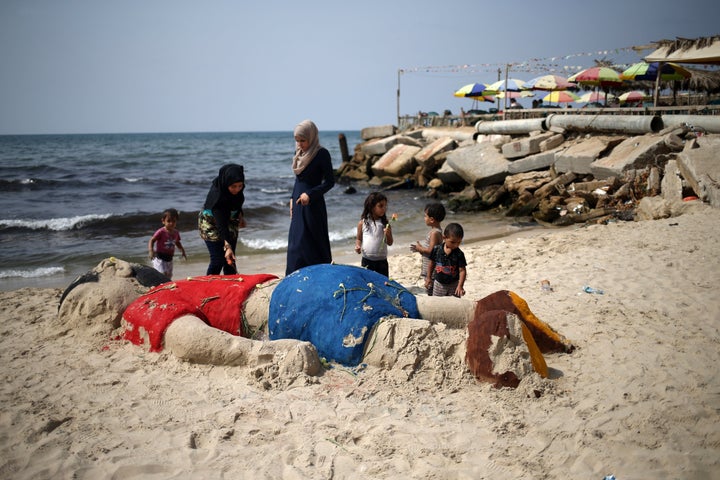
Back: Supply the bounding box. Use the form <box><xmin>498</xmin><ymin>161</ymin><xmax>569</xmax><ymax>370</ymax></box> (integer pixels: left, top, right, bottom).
<box><xmin>645</xmin><ymin>36</ymin><xmax>720</xmax><ymax>65</ymax></box>
<box><xmin>641</xmin><ymin>36</ymin><xmax>720</xmax><ymax>103</ymax></box>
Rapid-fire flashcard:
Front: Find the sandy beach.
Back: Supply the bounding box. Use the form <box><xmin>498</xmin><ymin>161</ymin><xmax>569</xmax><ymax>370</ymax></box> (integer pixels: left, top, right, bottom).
<box><xmin>1</xmin><ymin>203</ymin><xmax>719</xmax><ymax>479</ymax></box>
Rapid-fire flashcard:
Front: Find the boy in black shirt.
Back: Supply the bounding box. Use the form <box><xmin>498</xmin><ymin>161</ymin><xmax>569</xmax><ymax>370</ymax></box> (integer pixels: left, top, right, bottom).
<box><xmin>425</xmin><ymin>223</ymin><xmax>467</xmax><ymax>297</ymax></box>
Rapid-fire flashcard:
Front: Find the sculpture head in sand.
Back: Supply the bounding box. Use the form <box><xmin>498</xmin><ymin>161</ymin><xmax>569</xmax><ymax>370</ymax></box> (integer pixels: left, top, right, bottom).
<box><xmin>58</xmin><ymin>258</ymin><xmax>573</xmax><ymax>388</ymax></box>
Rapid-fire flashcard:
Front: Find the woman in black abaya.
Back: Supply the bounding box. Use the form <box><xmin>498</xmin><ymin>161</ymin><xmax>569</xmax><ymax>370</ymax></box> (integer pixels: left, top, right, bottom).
<box><xmin>198</xmin><ymin>163</ymin><xmax>246</xmax><ymax>275</ymax></box>
<box><xmin>285</xmin><ymin>120</ymin><xmax>335</xmax><ymax>276</ymax></box>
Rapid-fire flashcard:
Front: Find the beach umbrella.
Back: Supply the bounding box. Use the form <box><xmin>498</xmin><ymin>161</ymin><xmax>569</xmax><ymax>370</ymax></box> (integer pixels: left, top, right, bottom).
<box><xmin>522</xmin><ymin>74</ymin><xmax>576</xmax><ymax>91</ymax></box>
<box><xmin>485</xmin><ymin>78</ymin><xmax>527</xmax><ymax>93</ymax></box>
<box><xmin>621</xmin><ymin>61</ymin><xmax>692</xmax><ymax>106</ymax></box>
<box><xmin>578</xmin><ymin>91</ymin><xmax>616</xmax><ymax>104</ymax></box>
<box><xmin>542</xmin><ymin>90</ymin><xmax>580</xmax><ymax>104</ymax></box>
<box><xmin>454</xmin><ymin>83</ymin><xmax>490</xmax><ymax>98</ymax></box>
<box><xmin>569</xmin><ymin>67</ymin><xmax>623</xmax><ymax>105</ymax></box>
<box><xmin>466</xmin><ymin>94</ymin><xmax>496</xmax><ymax>102</ymax></box>
<box><xmin>454</xmin><ymin>83</ymin><xmax>495</xmax><ymax>108</ymax></box>
<box><xmin>617</xmin><ymin>90</ymin><xmax>651</xmax><ymax>103</ymax></box>
<box><xmin>568</xmin><ymin>67</ymin><xmax>623</xmax><ymax>88</ymax></box>
<box><xmin>495</xmin><ymin>91</ymin><xmax>534</xmax><ymax>99</ymax></box>
<box><xmin>620</xmin><ymin>61</ymin><xmax>691</xmax><ymax>82</ymax></box>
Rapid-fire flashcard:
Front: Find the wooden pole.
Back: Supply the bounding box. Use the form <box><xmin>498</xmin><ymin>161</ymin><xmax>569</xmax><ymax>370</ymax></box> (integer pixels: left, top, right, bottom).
<box><xmin>397</xmin><ymin>69</ymin><xmax>402</xmax><ymax>127</ymax></box>
<box><xmin>653</xmin><ymin>62</ymin><xmax>663</xmax><ymax>107</ymax></box>
<box><xmin>338</xmin><ymin>133</ymin><xmax>350</xmax><ymax>164</ymax></box>
<box><xmin>496</xmin><ymin>68</ymin><xmax>501</xmax><ymax>114</ymax></box>
<box><xmin>503</xmin><ymin>64</ymin><xmax>509</xmax><ymax>120</ymax></box>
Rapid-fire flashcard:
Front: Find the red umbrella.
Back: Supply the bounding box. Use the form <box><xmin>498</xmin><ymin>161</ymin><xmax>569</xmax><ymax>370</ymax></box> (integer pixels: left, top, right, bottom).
<box><xmin>569</xmin><ymin>67</ymin><xmax>623</xmax><ymax>105</ymax></box>
<box><xmin>618</xmin><ymin>91</ymin><xmax>651</xmax><ymax>103</ymax></box>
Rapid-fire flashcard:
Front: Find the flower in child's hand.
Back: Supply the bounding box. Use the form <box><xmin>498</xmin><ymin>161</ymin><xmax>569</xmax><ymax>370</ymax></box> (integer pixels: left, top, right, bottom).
<box><xmin>391</xmin><ymin>213</ymin><xmax>398</xmax><ymax>222</ymax></box>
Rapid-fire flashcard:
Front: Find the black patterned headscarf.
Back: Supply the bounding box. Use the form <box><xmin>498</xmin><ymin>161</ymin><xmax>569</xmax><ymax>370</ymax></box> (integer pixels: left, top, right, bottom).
<box><xmin>204</xmin><ymin>163</ymin><xmax>245</xmax><ymax>211</ymax></box>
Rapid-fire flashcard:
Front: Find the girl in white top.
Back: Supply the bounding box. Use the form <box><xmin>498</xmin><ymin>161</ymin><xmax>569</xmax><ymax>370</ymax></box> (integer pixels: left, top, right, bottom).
<box><xmin>355</xmin><ymin>192</ymin><xmax>393</xmax><ymax>277</ymax></box>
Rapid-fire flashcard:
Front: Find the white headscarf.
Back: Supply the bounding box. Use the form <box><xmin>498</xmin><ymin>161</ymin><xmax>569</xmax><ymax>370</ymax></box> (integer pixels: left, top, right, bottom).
<box><xmin>292</xmin><ymin>119</ymin><xmax>321</xmax><ymax>175</ymax></box>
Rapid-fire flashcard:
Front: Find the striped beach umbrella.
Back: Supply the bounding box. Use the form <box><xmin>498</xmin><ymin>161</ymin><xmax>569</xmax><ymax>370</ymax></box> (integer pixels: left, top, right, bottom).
<box><xmin>485</xmin><ymin>78</ymin><xmax>527</xmax><ymax>93</ymax></box>
<box><xmin>542</xmin><ymin>90</ymin><xmax>580</xmax><ymax>104</ymax></box>
<box><xmin>621</xmin><ymin>61</ymin><xmax>691</xmax><ymax>82</ymax></box>
<box><xmin>578</xmin><ymin>91</ymin><xmax>616</xmax><ymax>103</ymax></box>
<box><xmin>568</xmin><ymin>67</ymin><xmax>623</xmax><ymax>88</ymax></box>
<box><xmin>522</xmin><ymin>74</ymin><xmax>576</xmax><ymax>91</ymax></box>
<box><xmin>454</xmin><ymin>83</ymin><xmax>490</xmax><ymax>98</ymax></box>
<box><xmin>617</xmin><ymin>90</ymin><xmax>651</xmax><ymax>103</ymax></box>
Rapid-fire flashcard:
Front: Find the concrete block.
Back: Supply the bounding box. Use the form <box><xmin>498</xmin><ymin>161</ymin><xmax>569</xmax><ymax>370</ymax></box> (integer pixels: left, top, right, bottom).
<box><xmin>476</xmin><ymin>134</ymin><xmax>512</xmax><ymax>151</ymax></box>
<box><xmin>508</xmin><ymin>151</ymin><xmax>556</xmax><ymax>174</ymax></box>
<box><xmin>435</xmin><ymin>161</ymin><xmax>466</xmax><ymax>185</ymax></box>
<box><xmin>361</xmin><ymin>136</ymin><xmax>399</xmax><ymax>156</ymax></box>
<box><xmin>361</xmin><ymin>125</ymin><xmax>396</xmax><ymax>141</ymax></box>
<box><xmin>676</xmin><ymin>135</ymin><xmax>720</xmax><ymax>207</ymax></box>
<box><xmin>501</xmin><ymin>132</ymin><xmax>555</xmax><ymax>160</ymax></box>
<box><xmin>540</xmin><ymin>133</ymin><xmax>565</xmax><ymax>152</ymax></box>
<box><xmin>421</xmin><ymin>127</ymin><xmax>475</xmax><ymax>142</ymax></box>
<box><xmin>661</xmin><ymin>160</ymin><xmax>683</xmax><ymax>203</ymax></box>
<box><xmin>415</xmin><ymin>137</ymin><xmax>457</xmax><ymax>169</ymax></box>
<box><xmin>360</xmin><ymin>134</ymin><xmax>420</xmax><ymax>156</ymax></box>
<box><xmin>446</xmin><ymin>143</ymin><xmax>510</xmax><ymax>188</ymax></box>
<box><xmin>591</xmin><ymin>135</ymin><xmax>670</xmax><ymax>180</ymax></box>
<box><xmin>555</xmin><ymin>136</ymin><xmax>614</xmax><ymax>175</ymax></box>
<box><xmin>371</xmin><ymin>144</ymin><xmax>420</xmax><ymax>177</ymax></box>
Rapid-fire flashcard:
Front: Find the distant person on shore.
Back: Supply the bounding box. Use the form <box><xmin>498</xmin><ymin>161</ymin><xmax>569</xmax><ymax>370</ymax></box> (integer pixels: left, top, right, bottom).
<box><xmin>198</xmin><ymin>164</ymin><xmax>246</xmax><ymax>275</ymax></box>
<box><xmin>148</xmin><ymin>208</ymin><xmax>186</xmax><ymax>279</ymax></box>
<box><xmin>509</xmin><ymin>98</ymin><xmax>523</xmax><ymax>109</ymax></box>
<box><xmin>286</xmin><ymin>119</ymin><xmax>335</xmax><ymax>276</ymax></box>
<box><xmin>426</xmin><ymin>222</ymin><xmax>467</xmax><ymax>298</ymax></box>
<box><xmin>355</xmin><ymin>192</ymin><xmax>393</xmax><ymax>277</ymax></box>
<box><xmin>410</xmin><ymin>202</ymin><xmax>445</xmax><ymax>295</ymax></box>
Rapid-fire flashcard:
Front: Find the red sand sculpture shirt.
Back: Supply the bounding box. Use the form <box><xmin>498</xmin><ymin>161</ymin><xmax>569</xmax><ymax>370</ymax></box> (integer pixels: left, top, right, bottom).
<box><xmin>123</xmin><ymin>274</ymin><xmax>277</xmax><ymax>351</ymax></box>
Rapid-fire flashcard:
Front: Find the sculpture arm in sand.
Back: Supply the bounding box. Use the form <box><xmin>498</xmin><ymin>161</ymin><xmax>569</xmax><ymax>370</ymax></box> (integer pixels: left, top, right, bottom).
<box><xmin>164</xmin><ymin>315</ymin><xmax>322</xmax><ymax>375</ymax></box>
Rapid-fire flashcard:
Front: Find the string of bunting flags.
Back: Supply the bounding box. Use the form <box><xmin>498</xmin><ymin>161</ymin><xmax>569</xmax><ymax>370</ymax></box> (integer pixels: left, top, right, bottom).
<box><xmin>399</xmin><ymin>45</ymin><xmax>643</xmax><ymax>76</ymax></box>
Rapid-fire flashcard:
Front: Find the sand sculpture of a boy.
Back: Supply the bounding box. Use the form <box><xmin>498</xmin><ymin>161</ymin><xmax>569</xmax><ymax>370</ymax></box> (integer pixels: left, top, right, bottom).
<box><xmin>58</xmin><ymin>258</ymin><xmax>573</xmax><ymax>388</ymax></box>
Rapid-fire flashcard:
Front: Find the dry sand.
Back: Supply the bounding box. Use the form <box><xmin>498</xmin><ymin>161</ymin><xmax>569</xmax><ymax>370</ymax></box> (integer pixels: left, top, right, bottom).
<box><xmin>1</xmin><ymin>204</ymin><xmax>719</xmax><ymax>479</ymax></box>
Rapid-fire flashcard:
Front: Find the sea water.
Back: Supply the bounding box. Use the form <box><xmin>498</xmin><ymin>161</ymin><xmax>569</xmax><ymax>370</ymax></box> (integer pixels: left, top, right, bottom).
<box><xmin>0</xmin><ymin>131</ymin><xmax>539</xmax><ymax>290</ymax></box>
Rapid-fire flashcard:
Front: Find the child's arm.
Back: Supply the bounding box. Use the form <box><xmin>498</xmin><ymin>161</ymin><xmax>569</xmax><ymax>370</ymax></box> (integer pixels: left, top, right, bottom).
<box><xmin>148</xmin><ymin>236</ymin><xmax>157</xmax><ymax>259</ymax></box>
<box><xmin>384</xmin><ymin>222</ymin><xmax>393</xmax><ymax>246</ymax></box>
<box><xmin>455</xmin><ymin>267</ymin><xmax>467</xmax><ymax>297</ymax></box>
<box><xmin>427</xmin><ymin>229</ymin><xmax>442</xmax><ymax>254</ymax></box>
<box><xmin>176</xmin><ymin>240</ymin><xmax>187</xmax><ymax>259</ymax></box>
<box><xmin>413</xmin><ymin>229</ymin><xmax>441</xmax><ymax>255</ymax></box>
<box><xmin>355</xmin><ymin>220</ymin><xmax>363</xmax><ymax>254</ymax></box>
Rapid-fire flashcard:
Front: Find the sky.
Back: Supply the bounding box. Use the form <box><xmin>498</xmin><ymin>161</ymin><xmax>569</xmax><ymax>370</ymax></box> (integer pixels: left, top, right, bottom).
<box><xmin>0</xmin><ymin>0</ymin><xmax>718</xmax><ymax>135</ymax></box>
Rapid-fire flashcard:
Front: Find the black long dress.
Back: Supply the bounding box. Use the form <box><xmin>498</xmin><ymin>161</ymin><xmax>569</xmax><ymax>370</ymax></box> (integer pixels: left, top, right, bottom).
<box><xmin>285</xmin><ymin>147</ymin><xmax>335</xmax><ymax>276</ymax></box>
